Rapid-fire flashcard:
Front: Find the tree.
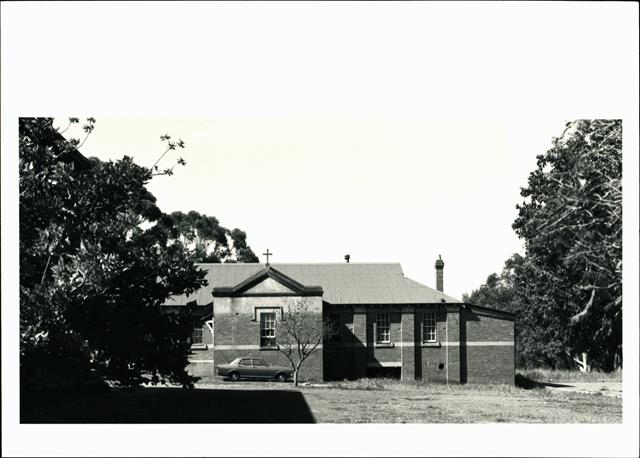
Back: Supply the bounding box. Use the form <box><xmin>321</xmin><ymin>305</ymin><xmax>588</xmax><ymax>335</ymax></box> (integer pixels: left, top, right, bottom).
<box><xmin>161</xmin><ymin>211</ymin><xmax>258</xmax><ymax>263</ymax></box>
<box><xmin>275</xmin><ymin>298</ymin><xmax>336</xmax><ymax>386</ymax></box>
<box><xmin>20</xmin><ymin>118</ymin><xmax>207</xmax><ymax>392</ymax></box>
<box><xmin>462</xmin><ymin>254</ymin><xmax>523</xmax><ymax>314</ymax></box>
<box><xmin>463</xmin><ymin>254</ymin><xmax>570</xmax><ymax>369</ymax></box>
<box><xmin>512</xmin><ymin>119</ymin><xmax>622</xmax><ymax>371</ymax></box>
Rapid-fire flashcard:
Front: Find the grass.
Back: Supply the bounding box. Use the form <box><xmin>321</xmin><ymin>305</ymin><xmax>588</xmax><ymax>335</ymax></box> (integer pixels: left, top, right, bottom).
<box><xmin>326</xmin><ymin>377</ymin><xmax>552</xmax><ymax>398</ymax></box>
<box><xmin>328</xmin><ymin>377</ymin><xmax>524</xmax><ymax>395</ymax></box>
<box><xmin>301</xmin><ymin>377</ymin><xmax>621</xmax><ymax>423</ymax></box>
<box><xmin>517</xmin><ymin>368</ymin><xmax>622</xmax><ymax>383</ymax></box>
<box><xmin>21</xmin><ymin>376</ymin><xmax>622</xmax><ymax>424</ymax></box>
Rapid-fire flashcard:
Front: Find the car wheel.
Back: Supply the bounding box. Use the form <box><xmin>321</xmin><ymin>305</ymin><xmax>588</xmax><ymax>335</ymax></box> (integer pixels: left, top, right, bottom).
<box><xmin>276</xmin><ymin>373</ymin><xmax>287</xmax><ymax>383</ymax></box>
<box><xmin>229</xmin><ymin>372</ymin><xmax>240</xmax><ymax>382</ymax></box>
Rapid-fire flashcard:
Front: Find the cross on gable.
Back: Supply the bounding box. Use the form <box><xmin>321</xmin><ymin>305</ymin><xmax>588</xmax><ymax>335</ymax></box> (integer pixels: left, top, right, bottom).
<box><xmin>262</xmin><ymin>249</ymin><xmax>273</xmax><ymax>265</ymax></box>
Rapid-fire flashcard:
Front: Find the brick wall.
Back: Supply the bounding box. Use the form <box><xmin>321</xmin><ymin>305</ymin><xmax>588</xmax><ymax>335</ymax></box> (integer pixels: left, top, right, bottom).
<box><xmin>464</xmin><ymin>346</ymin><xmax>514</xmax><ymax>384</ymax></box>
<box><xmin>207</xmin><ymin>293</ymin><xmax>513</xmax><ymax>384</ymax></box>
<box><xmin>367</xmin><ymin>310</ymin><xmax>402</xmax><ymax>364</ymax></box>
<box><xmin>323</xmin><ymin>306</ymin><xmax>464</xmax><ymax>383</ymax></box>
<box><xmin>445</xmin><ymin>311</ymin><xmax>461</xmax><ymax>384</ymax></box>
<box><xmin>213</xmin><ymin>349</ymin><xmax>323</xmax><ymax>381</ymax></box>
<box><xmin>401</xmin><ymin>310</ymin><xmax>415</xmax><ymax>381</ymax></box>
<box><xmin>417</xmin><ymin>309</ymin><xmax>460</xmax><ymax>384</ymax></box>
<box><xmin>461</xmin><ymin>308</ymin><xmax>514</xmax><ymax>385</ymax></box>
<box><xmin>187</xmin><ymin>325</ymin><xmax>214</xmax><ymax>377</ymax></box>
<box><xmin>352</xmin><ymin>309</ymin><xmax>368</xmax><ymax>379</ymax></box>
<box><xmin>188</xmin><ymin>360</ymin><xmax>214</xmax><ymax>378</ymax></box>
<box><xmin>212</xmin><ymin>294</ymin><xmax>324</xmax><ymax>382</ymax></box>
<box><xmin>215</xmin><ymin>314</ymin><xmax>259</xmax><ymax>347</ymax></box>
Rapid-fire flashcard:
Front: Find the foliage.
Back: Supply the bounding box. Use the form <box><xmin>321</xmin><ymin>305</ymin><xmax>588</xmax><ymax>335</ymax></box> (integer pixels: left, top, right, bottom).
<box><xmin>159</xmin><ymin>210</ymin><xmax>258</xmax><ymax>263</ymax></box>
<box><xmin>151</xmin><ymin>133</ymin><xmax>187</xmax><ymax>177</ymax></box>
<box><xmin>465</xmin><ymin>120</ymin><xmax>622</xmax><ymax>372</ymax></box>
<box><xmin>463</xmin><ymin>254</ymin><xmax>532</xmax><ymax>367</ymax></box>
<box><xmin>512</xmin><ymin>119</ymin><xmax>622</xmax><ymax>371</ymax></box>
<box><xmin>20</xmin><ymin>118</ymin><xmax>207</xmax><ymax>391</ymax></box>
<box><xmin>275</xmin><ymin>298</ymin><xmax>336</xmax><ymax>386</ymax></box>
<box><xmin>463</xmin><ymin>254</ymin><xmax>571</xmax><ymax>368</ymax></box>
<box><xmin>462</xmin><ymin>254</ymin><xmax>523</xmax><ymax>314</ymax></box>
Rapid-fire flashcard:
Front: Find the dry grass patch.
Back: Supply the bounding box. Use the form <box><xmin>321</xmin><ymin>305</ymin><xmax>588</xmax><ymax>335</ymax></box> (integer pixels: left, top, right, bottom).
<box><xmin>300</xmin><ymin>378</ymin><xmax>621</xmax><ymax>423</ymax></box>
<box><xmin>517</xmin><ymin>368</ymin><xmax>622</xmax><ymax>383</ymax></box>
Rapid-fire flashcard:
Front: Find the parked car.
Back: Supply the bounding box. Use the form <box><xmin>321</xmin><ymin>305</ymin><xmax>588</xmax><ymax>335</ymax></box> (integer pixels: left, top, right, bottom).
<box><xmin>216</xmin><ymin>357</ymin><xmax>292</xmax><ymax>382</ymax></box>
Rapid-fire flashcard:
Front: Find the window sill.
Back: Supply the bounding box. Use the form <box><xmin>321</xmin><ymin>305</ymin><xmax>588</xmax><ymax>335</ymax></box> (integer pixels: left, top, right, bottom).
<box><xmin>375</xmin><ymin>342</ymin><xmax>394</xmax><ymax>348</ymax></box>
<box><xmin>190</xmin><ymin>344</ymin><xmax>208</xmax><ymax>351</ymax></box>
<box><xmin>421</xmin><ymin>342</ymin><xmax>441</xmax><ymax>348</ymax></box>
<box><xmin>260</xmin><ymin>346</ymin><xmax>280</xmax><ymax>351</ymax></box>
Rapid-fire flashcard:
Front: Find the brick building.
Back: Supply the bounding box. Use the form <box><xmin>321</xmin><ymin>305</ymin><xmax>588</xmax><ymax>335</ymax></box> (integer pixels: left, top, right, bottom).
<box><xmin>163</xmin><ymin>258</ymin><xmax>515</xmax><ymax>384</ymax></box>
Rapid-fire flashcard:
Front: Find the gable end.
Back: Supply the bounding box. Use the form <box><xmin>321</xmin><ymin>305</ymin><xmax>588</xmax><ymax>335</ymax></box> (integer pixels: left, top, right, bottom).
<box><xmin>212</xmin><ymin>266</ymin><xmax>323</xmax><ymax>297</ymax></box>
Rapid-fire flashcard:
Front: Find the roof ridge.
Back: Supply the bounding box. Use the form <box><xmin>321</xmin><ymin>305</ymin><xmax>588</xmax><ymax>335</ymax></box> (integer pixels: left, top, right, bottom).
<box><xmin>194</xmin><ymin>262</ymin><xmax>403</xmax><ymax>266</ymax></box>
<box><xmin>401</xmin><ymin>276</ymin><xmax>461</xmax><ymax>302</ymax></box>
<box><xmin>166</xmin><ymin>262</ymin><xmax>468</xmax><ymax>307</ymax></box>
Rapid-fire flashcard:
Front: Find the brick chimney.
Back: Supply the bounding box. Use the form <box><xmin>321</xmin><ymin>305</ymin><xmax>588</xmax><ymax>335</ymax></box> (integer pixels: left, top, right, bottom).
<box><xmin>435</xmin><ymin>255</ymin><xmax>444</xmax><ymax>292</ymax></box>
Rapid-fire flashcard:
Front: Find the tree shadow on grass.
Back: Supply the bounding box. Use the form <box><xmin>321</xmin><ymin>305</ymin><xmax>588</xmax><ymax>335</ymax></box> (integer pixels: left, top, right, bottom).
<box><xmin>515</xmin><ymin>374</ymin><xmax>572</xmax><ymax>389</ymax></box>
<box><xmin>21</xmin><ymin>387</ymin><xmax>315</xmax><ymax>423</ymax></box>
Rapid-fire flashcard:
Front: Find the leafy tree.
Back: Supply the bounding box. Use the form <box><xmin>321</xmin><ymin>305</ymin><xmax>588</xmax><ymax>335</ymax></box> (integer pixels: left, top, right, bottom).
<box><xmin>512</xmin><ymin>119</ymin><xmax>622</xmax><ymax>371</ymax></box>
<box><xmin>275</xmin><ymin>298</ymin><xmax>336</xmax><ymax>386</ymax></box>
<box><xmin>462</xmin><ymin>254</ymin><xmax>523</xmax><ymax>314</ymax></box>
<box><xmin>463</xmin><ymin>254</ymin><xmax>571</xmax><ymax>369</ymax></box>
<box><xmin>162</xmin><ymin>211</ymin><xmax>258</xmax><ymax>263</ymax></box>
<box><xmin>20</xmin><ymin>118</ymin><xmax>207</xmax><ymax>392</ymax></box>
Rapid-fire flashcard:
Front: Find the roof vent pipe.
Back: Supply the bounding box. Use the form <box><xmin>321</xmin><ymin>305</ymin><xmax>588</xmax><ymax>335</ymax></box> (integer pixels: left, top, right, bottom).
<box><xmin>344</xmin><ymin>254</ymin><xmax>350</xmax><ymax>264</ymax></box>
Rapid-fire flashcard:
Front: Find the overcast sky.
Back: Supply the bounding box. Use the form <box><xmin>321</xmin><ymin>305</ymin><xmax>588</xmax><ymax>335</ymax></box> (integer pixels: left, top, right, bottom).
<box><xmin>57</xmin><ymin>116</ymin><xmax>565</xmax><ymax>299</ymax></box>
<box><xmin>33</xmin><ymin>1</ymin><xmax>636</xmax><ymax>300</ymax></box>
<box><xmin>3</xmin><ymin>2</ymin><xmax>638</xmax><ymax>456</ymax></box>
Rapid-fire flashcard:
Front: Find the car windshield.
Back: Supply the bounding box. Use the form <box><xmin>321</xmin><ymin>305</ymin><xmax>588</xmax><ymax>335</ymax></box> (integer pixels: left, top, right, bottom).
<box><xmin>230</xmin><ymin>358</ymin><xmax>242</xmax><ymax>365</ymax></box>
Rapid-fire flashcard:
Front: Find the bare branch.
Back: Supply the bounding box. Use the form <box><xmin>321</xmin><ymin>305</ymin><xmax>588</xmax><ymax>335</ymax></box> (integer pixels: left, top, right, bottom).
<box><xmin>570</xmin><ymin>289</ymin><xmax>596</xmax><ymax>324</ymax></box>
<box><xmin>275</xmin><ymin>297</ymin><xmax>327</xmax><ymax>386</ymax></box>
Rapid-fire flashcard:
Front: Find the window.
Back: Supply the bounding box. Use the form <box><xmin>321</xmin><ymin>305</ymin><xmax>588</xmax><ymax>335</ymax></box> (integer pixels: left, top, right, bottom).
<box><xmin>192</xmin><ymin>326</ymin><xmax>204</xmax><ymax>345</ymax></box>
<box><xmin>260</xmin><ymin>312</ymin><xmax>277</xmax><ymax>348</ymax></box>
<box><xmin>239</xmin><ymin>358</ymin><xmax>252</xmax><ymax>366</ymax></box>
<box><xmin>327</xmin><ymin>312</ymin><xmax>342</xmax><ymax>344</ymax></box>
<box><xmin>422</xmin><ymin>311</ymin><xmax>437</xmax><ymax>343</ymax></box>
<box><xmin>252</xmin><ymin>359</ymin><xmax>267</xmax><ymax>367</ymax></box>
<box><xmin>376</xmin><ymin>312</ymin><xmax>391</xmax><ymax>343</ymax></box>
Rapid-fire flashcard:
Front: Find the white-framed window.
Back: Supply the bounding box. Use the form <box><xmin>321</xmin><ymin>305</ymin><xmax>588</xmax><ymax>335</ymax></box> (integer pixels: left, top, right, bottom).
<box><xmin>260</xmin><ymin>312</ymin><xmax>277</xmax><ymax>348</ymax></box>
<box><xmin>327</xmin><ymin>312</ymin><xmax>342</xmax><ymax>344</ymax></box>
<box><xmin>376</xmin><ymin>312</ymin><xmax>391</xmax><ymax>343</ymax></box>
<box><xmin>422</xmin><ymin>311</ymin><xmax>437</xmax><ymax>343</ymax></box>
<box><xmin>192</xmin><ymin>326</ymin><xmax>204</xmax><ymax>345</ymax></box>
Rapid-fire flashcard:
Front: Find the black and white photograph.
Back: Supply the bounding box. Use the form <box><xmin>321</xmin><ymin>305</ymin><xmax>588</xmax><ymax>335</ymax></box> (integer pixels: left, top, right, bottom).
<box><xmin>1</xmin><ymin>2</ymin><xmax>638</xmax><ymax>457</ymax></box>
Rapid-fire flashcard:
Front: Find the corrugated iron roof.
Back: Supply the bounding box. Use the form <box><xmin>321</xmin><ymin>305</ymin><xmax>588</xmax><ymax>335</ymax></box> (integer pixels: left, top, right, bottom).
<box><xmin>163</xmin><ymin>263</ymin><xmax>460</xmax><ymax>306</ymax></box>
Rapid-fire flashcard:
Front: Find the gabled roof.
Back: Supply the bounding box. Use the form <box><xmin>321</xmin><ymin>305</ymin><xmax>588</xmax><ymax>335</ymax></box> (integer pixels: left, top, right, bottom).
<box><xmin>212</xmin><ymin>265</ymin><xmax>323</xmax><ymax>297</ymax></box>
<box><xmin>163</xmin><ymin>262</ymin><xmax>461</xmax><ymax>306</ymax></box>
